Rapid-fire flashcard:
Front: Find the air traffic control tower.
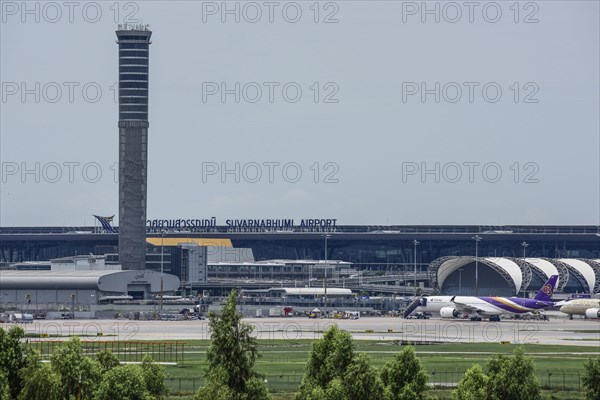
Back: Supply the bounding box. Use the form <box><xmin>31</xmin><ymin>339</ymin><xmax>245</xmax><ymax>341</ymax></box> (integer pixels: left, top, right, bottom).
<box><xmin>116</xmin><ymin>24</ymin><xmax>152</xmax><ymax>270</ymax></box>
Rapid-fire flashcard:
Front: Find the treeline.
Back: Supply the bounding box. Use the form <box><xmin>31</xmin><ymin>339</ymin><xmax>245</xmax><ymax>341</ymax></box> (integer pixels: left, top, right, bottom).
<box><xmin>1</xmin><ymin>290</ymin><xmax>599</xmax><ymax>400</ymax></box>
<box><xmin>0</xmin><ymin>327</ymin><xmax>167</xmax><ymax>400</ymax></box>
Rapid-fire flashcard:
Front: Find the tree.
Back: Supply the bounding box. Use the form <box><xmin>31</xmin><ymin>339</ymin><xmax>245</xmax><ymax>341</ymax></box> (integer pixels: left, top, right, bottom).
<box><xmin>343</xmin><ymin>353</ymin><xmax>384</xmax><ymax>400</ymax></box>
<box><xmin>297</xmin><ymin>326</ymin><xmax>387</xmax><ymax>400</ymax></box>
<box><xmin>196</xmin><ymin>289</ymin><xmax>270</xmax><ymax>400</ymax></box>
<box><xmin>0</xmin><ymin>326</ymin><xmax>28</xmax><ymax>398</ymax></box>
<box><xmin>18</xmin><ymin>363</ymin><xmax>62</xmax><ymax>400</ymax></box>
<box><xmin>300</xmin><ymin>386</ymin><xmax>326</xmax><ymax>400</ymax></box>
<box><xmin>0</xmin><ymin>371</ymin><xmax>10</xmax><ymax>400</ymax></box>
<box><xmin>297</xmin><ymin>325</ymin><xmax>355</xmax><ymax>399</ymax></box>
<box><xmin>141</xmin><ymin>354</ymin><xmax>168</xmax><ymax>399</ymax></box>
<box><xmin>582</xmin><ymin>358</ymin><xmax>600</xmax><ymax>400</ymax></box>
<box><xmin>195</xmin><ymin>366</ymin><xmax>236</xmax><ymax>400</ymax></box>
<box><xmin>323</xmin><ymin>378</ymin><xmax>348</xmax><ymax>400</ymax></box>
<box><xmin>96</xmin><ymin>349</ymin><xmax>120</xmax><ymax>373</ymax></box>
<box><xmin>487</xmin><ymin>347</ymin><xmax>540</xmax><ymax>400</ymax></box>
<box><xmin>452</xmin><ymin>364</ymin><xmax>489</xmax><ymax>400</ymax></box>
<box><xmin>485</xmin><ymin>353</ymin><xmax>507</xmax><ymax>379</ymax></box>
<box><xmin>452</xmin><ymin>348</ymin><xmax>541</xmax><ymax>400</ymax></box>
<box><xmin>50</xmin><ymin>337</ymin><xmax>102</xmax><ymax>400</ymax></box>
<box><xmin>380</xmin><ymin>346</ymin><xmax>429</xmax><ymax>400</ymax></box>
<box><xmin>95</xmin><ymin>364</ymin><xmax>152</xmax><ymax>400</ymax></box>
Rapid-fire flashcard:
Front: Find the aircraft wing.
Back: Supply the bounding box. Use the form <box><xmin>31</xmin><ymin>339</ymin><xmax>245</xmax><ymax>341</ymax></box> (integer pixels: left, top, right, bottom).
<box><xmin>451</xmin><ymin>297</ymin><xmax>499</xmax><ymax>315</ymax></box>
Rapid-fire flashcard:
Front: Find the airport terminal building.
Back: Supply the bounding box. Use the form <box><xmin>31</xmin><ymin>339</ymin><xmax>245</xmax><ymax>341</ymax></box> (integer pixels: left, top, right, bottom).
<box><xmin>1</xmin><ymin>224</ymin><xmax>599</xmax><ymax>296</ymax></box>
<box><xmin>2</xmin><ymin>224</ymin><xmax>598</xmax><ymax>265</ymax></box>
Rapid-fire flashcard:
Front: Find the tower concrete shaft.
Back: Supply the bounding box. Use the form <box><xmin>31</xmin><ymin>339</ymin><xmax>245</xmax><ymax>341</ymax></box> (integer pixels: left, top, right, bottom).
<box><xmin>116</xmin><ymin>25</ymin><xmax>151</xmax><ymax>270</ymax></box>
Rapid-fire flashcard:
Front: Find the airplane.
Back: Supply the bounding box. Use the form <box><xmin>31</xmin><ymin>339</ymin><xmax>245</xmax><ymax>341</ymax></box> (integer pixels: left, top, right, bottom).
<box><xmin>558</xmin><ymin>298</ymin><xmax>600</xmax><ymax>319</ymax></box>
<box><xmin>405</xmin><ymin>275</ymin><xmax>558</xmax><ymax>321</ymax></box>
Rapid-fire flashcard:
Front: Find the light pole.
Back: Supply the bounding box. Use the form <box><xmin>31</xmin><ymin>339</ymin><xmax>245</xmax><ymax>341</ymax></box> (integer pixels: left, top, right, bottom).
<box><xmin>160</xmin><ymin>229</ymin><xmax>166</xmax><ymax>312</ymax></box>
<box><xmin>323</xmin><ymin>234</ymin><xmax>331</xmax><ymax>317</ymax></box>
<box><xmin>458</xmin><ymin>269</ymin><xmax>463</xmax><ymax>295</ymax></box>
<box><xmin>413</xmin><ymin>240</ymin><xmax>420</xmax><ymax>298</ymax></box>
<box><xmin>70</xmin><ymin>293</ymin><xmax>76</xmax><ymax>319</ymax></box>
<box><xmin>188</xmin><ymin>248</ymin><xmax>196</xmax><ymax>298</ymax></box>
<box><xmin>473</xmin><ymin>235</ymin><xmax>482</xmax><ymax>296</ymax></box>
<box><xmin>521</xmin><ymin>241</ymin><xmax>528</xmax><ymax>259</ymax></box>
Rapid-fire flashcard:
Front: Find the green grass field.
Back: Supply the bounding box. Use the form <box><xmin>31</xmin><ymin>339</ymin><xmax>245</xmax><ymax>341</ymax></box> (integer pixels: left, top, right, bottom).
<box><xmin>32</xmin><ymin>339</ymin><xmax>598</xmax><ymax>397</ymax></box>
<box><xmin>158</xmin><ymin>341</ymin><xmax>597</xmax><ymax>396</ymax></box>
<box><xmin>166</xmin><ymin>340</ymin><xmax>598</xmax><ymax>375</ymax></box>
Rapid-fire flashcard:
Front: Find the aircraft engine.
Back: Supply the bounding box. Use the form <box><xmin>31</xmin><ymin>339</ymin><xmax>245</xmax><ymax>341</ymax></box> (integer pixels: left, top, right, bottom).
<box><xmin>440</xmin><ymin>307</ymin><xmax>461</xmax><ymax>318</ymax></box>
<box><xmin>584</xmin><ymin>308</ymin><xmax>600</xmax><ymax>319</ymax></box>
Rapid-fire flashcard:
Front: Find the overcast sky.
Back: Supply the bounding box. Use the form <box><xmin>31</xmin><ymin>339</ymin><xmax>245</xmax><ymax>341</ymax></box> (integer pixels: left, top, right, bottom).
<box><xmin>1</xmin><ymin>1</ymin><xmax>598</xmax><ymax>226</ymax></box>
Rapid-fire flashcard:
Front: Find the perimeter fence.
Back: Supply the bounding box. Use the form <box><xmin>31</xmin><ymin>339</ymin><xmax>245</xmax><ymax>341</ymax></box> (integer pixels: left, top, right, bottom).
<box><xmin>428</xmin><ymin>369</ymin><xmax>584</xmax><ymax>390</ymax></box>
<box><xmin>31</xmin><ymin>340</ymin><xmax>186</xmax><ymax>364</ymax></box>
<box><xmin>165</xmin><ymin>369</ymin><xmax>585</xmax><ymax>395</ymax></box>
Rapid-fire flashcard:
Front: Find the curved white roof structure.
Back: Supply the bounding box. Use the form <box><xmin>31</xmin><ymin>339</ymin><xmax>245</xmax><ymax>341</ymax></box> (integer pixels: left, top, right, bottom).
<box><xmin>430</xmin><ymin>256</ymin><xmax>600</xmax><ymax>295</ymax></box>
<box><xmin>433</xmin><ymin>256</ymin><xmax>523</xmax><ymax>295</ymax></box>
<box><xmin>435</xmin><ymin>257</ymin><xmax>473</xmax><ymax>289</ymax></box>
<box><xmin>484</xmin><ymin>258</ymin><xmax>522</xmax><ymax>291</ymax></box>
<box><xmin>524</xmin><ymin>258</ymin><xmax>560</xmax><ymax>285</ymax></box>
<box><xmin>558</xmin><ymin>259</ymin><xmax>596</xmax><ymax>293</ymax></box>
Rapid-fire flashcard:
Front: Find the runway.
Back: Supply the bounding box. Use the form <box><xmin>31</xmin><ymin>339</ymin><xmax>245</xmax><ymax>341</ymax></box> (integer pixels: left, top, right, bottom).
<box><xmin>11</xmin><ymin>316</ymin><xmax>600</xmax><ymax>347</ymax></box>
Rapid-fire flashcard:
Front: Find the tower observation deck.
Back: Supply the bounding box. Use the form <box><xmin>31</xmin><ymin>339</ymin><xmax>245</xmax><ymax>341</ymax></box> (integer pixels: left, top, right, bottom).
<box><xmin>116</xmin><ymin>24</ymin><xmax>152</xmax><ymax>270</ymax></box>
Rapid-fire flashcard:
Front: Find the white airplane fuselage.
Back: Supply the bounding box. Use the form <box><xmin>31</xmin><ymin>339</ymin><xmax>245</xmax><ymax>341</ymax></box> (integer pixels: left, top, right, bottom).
<box><xmin>414</xmin><ymin>296</ymin><xmax>455</xmax><ymax>313</ymax></box>
<box><xmin>408</xmin><ymin>275</ymin><xmax>558</xmax><ymax>319</ymax></box>
<box><xmin>414</xmin><ymin>295</ymin><xmax>552</xmax><ymax>317</ymax></box>
<box><xmin>559</xmin><ymin>299</ymin><xmax>600</xmax><ymax>318</ymax></box>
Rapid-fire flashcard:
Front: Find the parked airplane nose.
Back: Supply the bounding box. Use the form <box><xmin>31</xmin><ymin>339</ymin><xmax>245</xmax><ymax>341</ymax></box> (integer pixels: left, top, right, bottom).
<box><xmin>559</xmin><ymin>305</ymin><xmax>569</xmax><ymax>313</ymax></box>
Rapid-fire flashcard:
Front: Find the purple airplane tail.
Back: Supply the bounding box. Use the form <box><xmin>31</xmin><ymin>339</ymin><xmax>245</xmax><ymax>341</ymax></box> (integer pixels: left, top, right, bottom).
<box><xmin>533</xmin><ymin>275</ymin><xmax>558</xmax><ymax>301</ymax></box>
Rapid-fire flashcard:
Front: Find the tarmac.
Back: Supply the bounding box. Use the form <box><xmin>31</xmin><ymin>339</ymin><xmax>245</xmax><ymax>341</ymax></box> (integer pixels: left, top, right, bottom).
<box><xmin>11</xmin><ymin>314</ymin><xmax>600</xmax><ymax>347</ymax></box>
